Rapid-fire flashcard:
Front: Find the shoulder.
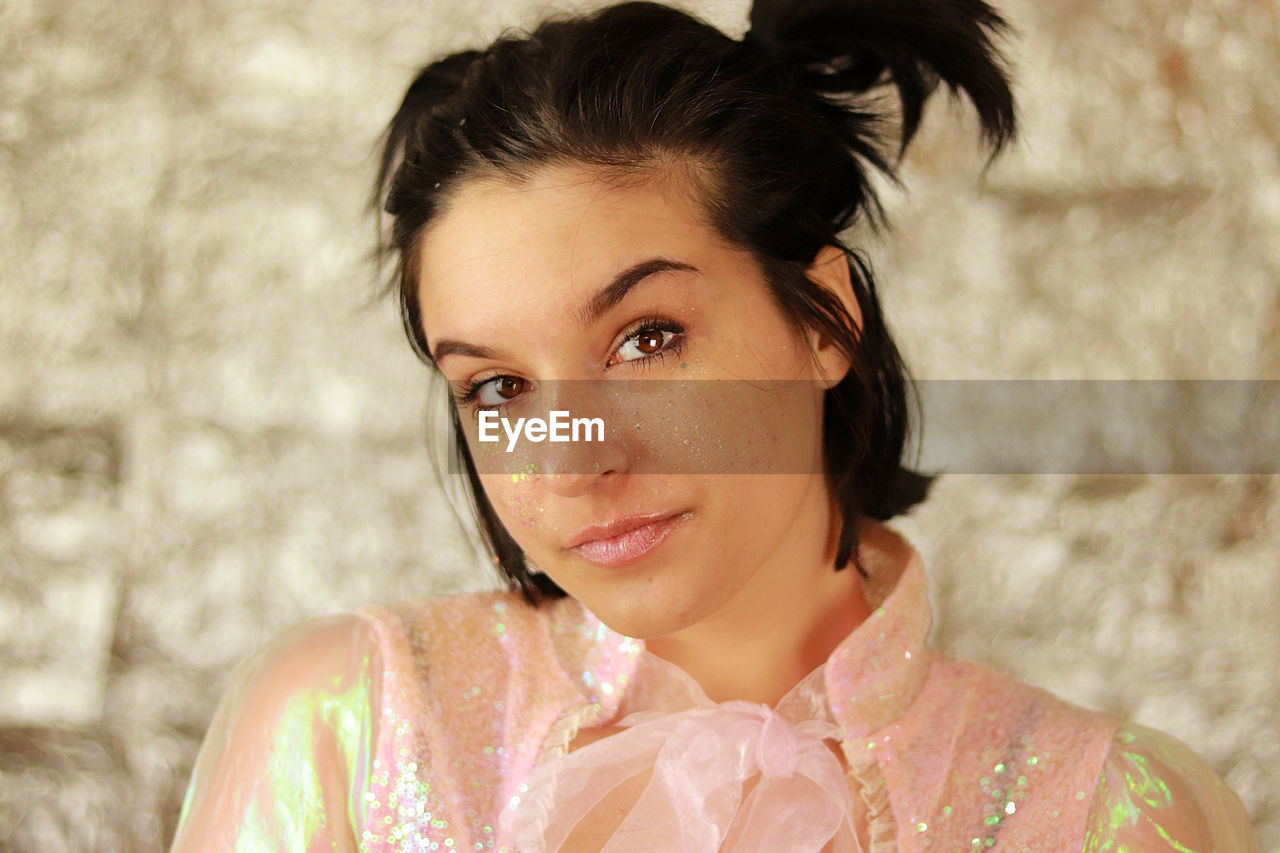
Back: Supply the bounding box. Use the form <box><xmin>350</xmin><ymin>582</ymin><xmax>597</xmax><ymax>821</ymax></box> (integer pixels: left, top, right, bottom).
<box><xmin>356</xmin><ymin>587</ymin><xmax>565</xmax><ymax>660</ymax></box>
<box><xmin>924</xmin><ymin>655</ymin><xmax>1119</xmax><ymax>782</ymax></box>
<box><xmin>207</xmin><ymin>590</ymin><xmax>551</xmax><ymax>743</ymax></box>
<box><xmin>897</xmin><ymin>654</ymin><xmax>1120</xmax><ymax>845</ymax></box>
<box><xmin>1084</xmin><ymin>721</ymin><xmax>1259</xmax><ymax>851</ymax></box>
<box><xmin>922</xmin><ymin>654</ymin><xmax>1118</xmax><ymax>740</ymax></box>
<box><xmin>172</xmin><ymin>614</ymin><xmax>382</xmax><ymax>850</ymax></box>
<box><xmin>199</xmin><ymin>613</ymin><xmax>384</xmax><ymax>773</ymax></box>
<box><xmin>220</xmin><ymin>613</ymin><xmax>383</xmax><ymax>727</ymax></box>
<box><xmin>354</xmin><ymin>589</ymin><xmax>589</xmax><ymax>712</ymax></box>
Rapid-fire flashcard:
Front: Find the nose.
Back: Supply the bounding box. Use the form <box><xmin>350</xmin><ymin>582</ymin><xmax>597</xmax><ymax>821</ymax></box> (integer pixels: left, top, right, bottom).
<box><xmin>538</xmin><ymin>450</ymin><xmax>627</xmax><ymax>497</ymax></box>
<box><xmin>523</xmin><ymin>381</ymin><xmax>634</xmax><ymax>498</ymax></box>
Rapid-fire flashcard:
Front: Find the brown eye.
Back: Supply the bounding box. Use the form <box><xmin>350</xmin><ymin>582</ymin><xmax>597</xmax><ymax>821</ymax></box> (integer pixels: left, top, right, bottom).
<box><xmin>636</xmin><ymin>331</ymin><xmax>663</xmax><ymax>354</ymax></box>
<box><xmin>617</xmin><ymin>324</ymin><xmax>680</xmax><ymax>363</ymax></box>
<box><xmin>497</xmin><ymin>377</ymin><xmax>525</xmax><ymax>398</ymax></box>
<box><xmin>472</xmin><ymin>375</ymin><xmax>528</xmax><ymax>407</ymax></box>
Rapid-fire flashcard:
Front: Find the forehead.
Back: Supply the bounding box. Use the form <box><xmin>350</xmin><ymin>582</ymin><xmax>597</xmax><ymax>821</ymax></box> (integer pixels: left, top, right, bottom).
<box><xmin>414</xmin><ymin>163</ymin><xmax>728</xmax><ymax>327</ymax></box>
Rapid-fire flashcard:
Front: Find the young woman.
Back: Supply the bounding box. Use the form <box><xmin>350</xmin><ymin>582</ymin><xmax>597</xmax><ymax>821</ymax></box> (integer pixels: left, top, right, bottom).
<box><xmin>170</xmin><ymin>0</ymin><xmax>1258</xmax><ymax>850</ymax></box>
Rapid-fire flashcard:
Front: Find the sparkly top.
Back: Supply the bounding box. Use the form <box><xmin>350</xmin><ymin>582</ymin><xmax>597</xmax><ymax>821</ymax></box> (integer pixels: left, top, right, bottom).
<box><xmin>171</xmin><ymin>531</ymin><xmax>1258</xmax><ymax>852</ymax></box>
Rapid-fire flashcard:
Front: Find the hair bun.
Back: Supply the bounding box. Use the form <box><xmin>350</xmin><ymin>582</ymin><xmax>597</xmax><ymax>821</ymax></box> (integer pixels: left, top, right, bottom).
<box><xmin>746</xmin><ymin>1</ymin><xmax>887</xmax><ymax>92</ymax></box>
<box><xmin>745</xmin><ymin>0</ymin><xmax>1016</xmax><ymax>154</ymax></box>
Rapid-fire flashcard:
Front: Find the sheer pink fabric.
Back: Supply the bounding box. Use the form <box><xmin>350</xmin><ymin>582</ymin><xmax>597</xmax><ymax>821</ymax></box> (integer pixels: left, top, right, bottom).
<box><xmin>502</xmin><ymin>653</ymin><xmax>860</xmax><ymax>853</ymax></box>
<box><xmin>170</xmin><ymin>615</ymin><xmax>379</xmax><ymax>852</ymax></box>
<box><xmin>1084</xmin><ymin>722</ymin><xmax>1259</xmax><ymax>852</ymax></box>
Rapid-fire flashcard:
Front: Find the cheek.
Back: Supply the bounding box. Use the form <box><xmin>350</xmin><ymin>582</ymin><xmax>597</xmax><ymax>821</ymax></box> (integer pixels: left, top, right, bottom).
<box><xmin>714</xmin><ymin>292</ymin><xmax>815</xmax><ymax>379</ymax></box>
<box><xmin>478</xmin><ymin>474</ymin><xmax>545</xmax><ymax>532</ymax></box>
<box><xmin>639</xmin><ymin>382</ymin><xmax>821</xmax><ymax>476</ymax></box>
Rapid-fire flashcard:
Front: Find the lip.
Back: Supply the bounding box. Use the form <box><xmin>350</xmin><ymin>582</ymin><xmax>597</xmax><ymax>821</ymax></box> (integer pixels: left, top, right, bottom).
<box><xmin>567</xmin><ymin>510</ymin><xmax>692</xmax><ymax>567</ymax></box>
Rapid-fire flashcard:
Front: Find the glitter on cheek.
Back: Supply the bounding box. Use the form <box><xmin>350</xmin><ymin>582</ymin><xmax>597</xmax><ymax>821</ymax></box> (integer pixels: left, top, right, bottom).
<box><xmin>481</xmin><ymin>475</ymin><xmax>558</xmax><ymax>537</ymax></box>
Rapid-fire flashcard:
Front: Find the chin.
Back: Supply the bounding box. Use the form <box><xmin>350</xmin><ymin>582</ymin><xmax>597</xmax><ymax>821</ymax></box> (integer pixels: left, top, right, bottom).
<box><xmin>573</xmin><ymin>583</ymin><xmax>709</xmax><ymax>641</ymax></box>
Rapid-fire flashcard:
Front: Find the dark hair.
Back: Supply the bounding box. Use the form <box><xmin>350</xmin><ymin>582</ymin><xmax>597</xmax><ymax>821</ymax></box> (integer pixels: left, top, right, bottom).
<box><xmin>374</xmin><ymin>0</ymin><xmax>1017</xmax><ymax>605</ymax></box>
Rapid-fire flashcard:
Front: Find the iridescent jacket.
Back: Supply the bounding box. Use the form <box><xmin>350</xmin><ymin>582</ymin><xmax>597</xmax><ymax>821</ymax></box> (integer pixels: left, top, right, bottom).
<box><xmin>171</xmin><ymin>538</ymin><xmax>1257</xmax><ymax>852</ymax></box>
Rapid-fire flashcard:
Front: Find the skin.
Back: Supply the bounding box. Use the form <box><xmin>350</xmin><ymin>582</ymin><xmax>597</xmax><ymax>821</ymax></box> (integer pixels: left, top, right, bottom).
<box><xmin>417</xmin><ymin>162</ymin><xmax>877</xmax><ymax>707</ymax></box>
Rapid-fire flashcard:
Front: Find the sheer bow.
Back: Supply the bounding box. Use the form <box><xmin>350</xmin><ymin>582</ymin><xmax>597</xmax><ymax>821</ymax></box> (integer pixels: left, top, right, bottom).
<box><xmin>502</xmin><ymin>659</ymin><xmax>863</xmax><ymax>853</ymax></box>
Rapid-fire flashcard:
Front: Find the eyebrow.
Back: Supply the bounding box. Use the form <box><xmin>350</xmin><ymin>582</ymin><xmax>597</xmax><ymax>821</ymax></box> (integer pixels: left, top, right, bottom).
<box><xmin>431</xmin><ymin>256</ymin><xmax>698</xmax><ymax>364</ymax></box>
<box><xmin>575</xmin><ymin>257</ymin><xmax>698</xmax><ymax>329</ymax></box>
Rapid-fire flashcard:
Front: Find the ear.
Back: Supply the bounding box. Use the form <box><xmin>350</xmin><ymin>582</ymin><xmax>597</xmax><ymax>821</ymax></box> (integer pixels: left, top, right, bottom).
<box><xmin>804</xmin><ymin>245</ymin><xmax>863</xmax><ymax>388</ymax></box>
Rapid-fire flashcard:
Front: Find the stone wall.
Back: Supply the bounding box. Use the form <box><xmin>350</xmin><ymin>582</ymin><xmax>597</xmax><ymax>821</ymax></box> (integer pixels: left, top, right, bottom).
<box><xmin>1</xmin><ymin>0</ymin><xmax>1275</xmax><ymax>848</ymax></box>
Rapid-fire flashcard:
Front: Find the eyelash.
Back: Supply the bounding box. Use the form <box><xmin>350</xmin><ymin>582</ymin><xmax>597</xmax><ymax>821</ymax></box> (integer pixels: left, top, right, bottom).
<box><xmin>451</xmin><ymin>316</ymin><xmax>687</xmax><ymax>414</ymax></box>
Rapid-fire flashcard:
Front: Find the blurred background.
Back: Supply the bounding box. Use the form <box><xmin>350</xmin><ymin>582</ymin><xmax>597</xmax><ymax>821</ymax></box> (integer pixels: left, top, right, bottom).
<box><xmin>0</xmin><ymin>0</ymin><xmax>1276</xmax><ymax>849</ymax></box>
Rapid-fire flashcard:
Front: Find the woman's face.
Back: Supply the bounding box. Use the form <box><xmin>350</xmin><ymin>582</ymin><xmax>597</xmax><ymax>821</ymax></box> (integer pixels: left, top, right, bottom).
<box><xmin>416</xmin><ymin>163</ymin><xmax>855</xmax><ymax>639</ymax></box>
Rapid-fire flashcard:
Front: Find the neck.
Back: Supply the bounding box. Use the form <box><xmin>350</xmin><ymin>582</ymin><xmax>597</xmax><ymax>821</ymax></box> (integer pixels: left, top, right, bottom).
<box><xmin>645</xmin><ymin>488</ymin><xmax>874</xmax><ymax>707</ymax></box>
